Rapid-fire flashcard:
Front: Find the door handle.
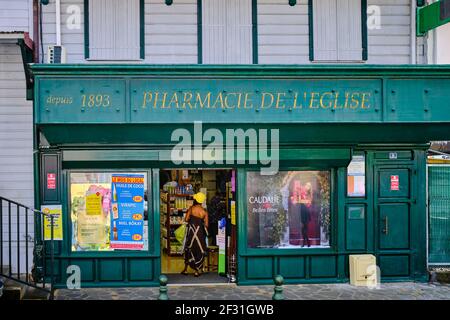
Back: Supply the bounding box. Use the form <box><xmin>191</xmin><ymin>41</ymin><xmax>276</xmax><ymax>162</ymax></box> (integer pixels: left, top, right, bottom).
<box><xmin>382</xmin><ymin>216</ymin><xmax>389</xmax><ymax>235</ymax></box>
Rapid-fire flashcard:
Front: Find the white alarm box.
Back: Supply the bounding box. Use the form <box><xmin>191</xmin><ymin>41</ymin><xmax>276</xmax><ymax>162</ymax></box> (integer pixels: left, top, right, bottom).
<box><xmin>349</xmin><ymin>254</ymin><xmax>379</xmax><ymax>287</ymax></box>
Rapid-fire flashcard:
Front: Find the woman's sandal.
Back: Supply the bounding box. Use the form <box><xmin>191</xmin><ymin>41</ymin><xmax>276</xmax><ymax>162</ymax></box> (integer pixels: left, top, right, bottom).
<box><xmin>181</xmin><ymin>271</ymin><xmax>188</xmax><ymax>275</ymax></box>
<box><xmin>194</xmin><ymin>272</ymin><xmax>200</xmax><ymax>277</ymax></box>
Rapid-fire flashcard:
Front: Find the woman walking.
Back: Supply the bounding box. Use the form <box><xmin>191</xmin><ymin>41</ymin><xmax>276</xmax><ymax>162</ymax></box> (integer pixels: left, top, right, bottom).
<box><xmin>181</xmin><ymin>192</ymin><xmax>209</xmax><ymax>277</ymax></box>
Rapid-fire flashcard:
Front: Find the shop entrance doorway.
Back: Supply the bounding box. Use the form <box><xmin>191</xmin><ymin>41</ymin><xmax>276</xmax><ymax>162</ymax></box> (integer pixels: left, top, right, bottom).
<box><xmin>159</xmin><ymin>169</ymin><xmax>237</xmax><ymax>284</ymax></box>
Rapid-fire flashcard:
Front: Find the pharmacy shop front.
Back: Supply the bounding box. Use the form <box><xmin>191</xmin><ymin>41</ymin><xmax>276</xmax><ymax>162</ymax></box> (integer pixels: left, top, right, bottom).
<box><xmin>31</xmin><ymin>65</ymin><xmax>450</xmax><ymax>288</ymax></box>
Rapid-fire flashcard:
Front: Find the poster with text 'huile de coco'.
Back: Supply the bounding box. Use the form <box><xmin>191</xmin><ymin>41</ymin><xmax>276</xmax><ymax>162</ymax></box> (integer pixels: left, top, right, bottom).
<box><xmin>110</xmin><ymin>174</ymin><xmax>145</xmax><ymax>250</ymax></box>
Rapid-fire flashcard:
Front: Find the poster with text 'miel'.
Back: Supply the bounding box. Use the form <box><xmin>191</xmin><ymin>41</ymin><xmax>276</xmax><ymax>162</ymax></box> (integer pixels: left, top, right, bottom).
<box><xmin>110</xmin><ymin>174</ymin><xmax>145</xmax><ymax>250</ymax></box>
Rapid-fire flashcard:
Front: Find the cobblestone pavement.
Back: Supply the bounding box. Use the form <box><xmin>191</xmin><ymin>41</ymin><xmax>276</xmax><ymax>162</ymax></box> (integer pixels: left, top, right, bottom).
<box><xmin>55</xmin><ymin>282</ymin><xmax>450</xmax><ymax>300</ymax></box>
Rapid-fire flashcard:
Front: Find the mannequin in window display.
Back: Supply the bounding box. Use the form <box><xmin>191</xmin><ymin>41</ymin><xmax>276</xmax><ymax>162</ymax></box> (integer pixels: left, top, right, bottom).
<box><xmin>299</xmin><ymin>182</ymin><xmax>312</xmax><ymax>247</ymax></box>
<box><xmin>289</xmin><ymin>179</ymin><xmax>302</xmax><ymax>245</ymax></box>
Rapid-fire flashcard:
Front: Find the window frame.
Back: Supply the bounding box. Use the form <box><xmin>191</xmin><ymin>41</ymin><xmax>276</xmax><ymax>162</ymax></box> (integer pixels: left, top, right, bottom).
<box><xmin>241</xmin><ymin>167</ymin><xmax>337</xmax><ymax>256</ymax></box>
<box><xmin>84</xmin><ymin>0</ymin><xmax>145</xmax><ymax>61</ymax></box>
<box><xmin>308</xmin><ymin>0</ymin><xmax>368</xmax><ymax>63</ymax></box>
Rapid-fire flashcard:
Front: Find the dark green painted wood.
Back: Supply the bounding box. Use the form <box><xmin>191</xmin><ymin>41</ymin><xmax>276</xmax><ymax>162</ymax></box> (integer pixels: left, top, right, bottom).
<box><xmin>361</xmin><ymin>0</ymin><xmax>368</xmax><ymax>61</ymax></box>
<box><xmin>379</xmin><ymin>204</ymin><xmax>410</xmax><ymax>250</ymax></box>
<box><xmin>38</xmin><ymin>123</ymin><xmax>450</xmax><ymax>147</ymax></box>
<box><xmin>30</xmin><ymin>64</ymin><xmax>450</xmax><ymax>76</ymax></box>
<box><xmin>247</xmin><ymin>257</ymin><xmax>273</xmax><ymax>279</ymax></box>
<box><xmin>310</xmin><ymin>256</ymin><xmax>337</xmax><ymax>278</ymax></box>
<box><xmin>308</xmin><ymin>0</ymin><xmax>314</xmax><ymax>61</ymax></box>
<box><xmin>379</xmin><ymin>255</ymin><xmax>410</xmax><ymax>277</ymax></box>
<box><xmin>378</xmin><ymin>168</ymin><xmax>410</xmax><ymax>198</ymax></box>
<box><xmin>83</xmin><ymin>0</ymin><xmax>89</xmax><ymax>59</ymax></box>
<box><xmin>278</xmin><ymin>256</ymin><xmax>305</xmax><ymax>278</ymax></box>
<box><xmin>197</xmin><ymin>0</ymin><xmax>202</xmax><ymax>64</ymax></box>
<box><xmin>345</xmin><ymin>205</ymin><xmax>366</xmax><ymax>250</ymax></box>
<box><xmin>252</xmin><ymin>0</ymin><xmax>258</xmax><ymax>64</ymax></box>
<box><xmin>140</xmin><ymin>0</ymin><xmax>145</xmax><ymax>60</ymax></box>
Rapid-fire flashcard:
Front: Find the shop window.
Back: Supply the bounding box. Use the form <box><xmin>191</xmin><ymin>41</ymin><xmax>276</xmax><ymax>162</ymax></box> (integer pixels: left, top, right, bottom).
<box><xmin>312</xmin><ymin>0</ymin><xmax>364</xmax><ymax>61</ymax></box>
<box><xmin>87</xmin><ymin>0</ymin><xmax>143</xmax><ymax>60</ymax></box>
<box><xmin>247</xmin><ymin>171</ymin><xmax>331</xmax><ymax>249</ymax></box>
<box><xmin>70</xmin><ymin>172</ymin><xmax>149</xmax><ymax>252</ymax></box>
<box><xmin>347</xmin><ymin>155</ymin><xmax>366</xmax><ymax>197</ymax></box>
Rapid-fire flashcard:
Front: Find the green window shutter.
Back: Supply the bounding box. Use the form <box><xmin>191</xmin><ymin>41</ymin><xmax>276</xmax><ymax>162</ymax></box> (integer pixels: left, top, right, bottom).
<box><xmin>337</xmin><ymin>0</ymin><xmax>362</xmax><ymax>61</ymax></box>
<box><xmin>312</xmin><ymin>0</ymin><xmax>363</xmax><ymax>61</ymax></box>
<box><xmin>202</xmin><ymin>0</ymin><xmax>253</xmax><ymax>64</ymax></box>
<box><xmin>313</xmin><ymin>0</ymin><xmax>338</xmax><ymax>61</ymax></box>
<box><xmin>89</xmin><ymin>0</ymin><xmax>141</xmax><ymax>60</ymax></box>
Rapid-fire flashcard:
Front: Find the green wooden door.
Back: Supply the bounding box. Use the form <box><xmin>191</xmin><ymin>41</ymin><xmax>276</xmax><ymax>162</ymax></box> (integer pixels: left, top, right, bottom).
<box><xmin>375</xmin><ymin>165</ymin><xmax>415</xmax><ymax>278</ymax></box>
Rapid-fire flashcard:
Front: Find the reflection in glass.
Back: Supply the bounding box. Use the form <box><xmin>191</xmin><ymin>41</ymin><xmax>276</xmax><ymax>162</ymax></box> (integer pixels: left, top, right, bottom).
<box><xmin>247</xmin><ymin>171</ymin><xmax>331</xmax><ymax>249</ymax></box>
<box><xmin>70</xmin><ymin>172</ymin><xmax>148</xmax><ymax>252</ymax></box>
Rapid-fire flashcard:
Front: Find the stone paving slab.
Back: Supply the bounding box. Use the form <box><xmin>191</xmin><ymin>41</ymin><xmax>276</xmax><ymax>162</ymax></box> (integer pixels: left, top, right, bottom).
<box><xmin>54</xmin><ymin>282</ymin><xmax>450</xmax><ymax>300</ymax></box>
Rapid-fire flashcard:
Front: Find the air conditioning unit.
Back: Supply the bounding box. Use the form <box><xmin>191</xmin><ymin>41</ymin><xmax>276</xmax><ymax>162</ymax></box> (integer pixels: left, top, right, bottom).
<box><xmin>349</xmin><ymin>254</ymin><xmax>379</xmax><ymax>287</ymax></box>
<box><xmin>47</xmin><ymin>45</ymin><xmax>66</xmax><ymax>63</ymax></box>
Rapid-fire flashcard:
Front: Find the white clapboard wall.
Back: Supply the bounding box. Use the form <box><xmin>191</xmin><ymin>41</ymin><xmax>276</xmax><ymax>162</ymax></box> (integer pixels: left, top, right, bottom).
<box><xmin>0</xmin><ymin>0</ymin><xmax>33</xmax><ymax>33</ymax></box>
<box><xmin>40</xmin><ymin>0</ymin><xmax>423</xmax><ymax>64</ymax></box>
<box><xmin>258</xmin><ymin>0</ymin><xmax>309</xmax><ymax>64</ymax></box>
<box><xmin>367</xmin><ymin>0</ymin><xmax>414</xmax><ymax>64</ymax></box>
<box><xmin>0</xmin><ymin>44</ymin><xmax>35</xmax><ymax>273</ymax></box>
<box><xmin>0</xmin><ymin>0</ymin><xmax>35</xmax><ymax>274</ymax></box>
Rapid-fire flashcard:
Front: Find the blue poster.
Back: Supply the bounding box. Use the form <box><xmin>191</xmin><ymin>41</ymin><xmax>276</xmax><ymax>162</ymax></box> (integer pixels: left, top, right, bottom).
<box><xmin>110</xmin><ymin>174</ymin><xmax>145</xmax><ymax>250</ymax></box>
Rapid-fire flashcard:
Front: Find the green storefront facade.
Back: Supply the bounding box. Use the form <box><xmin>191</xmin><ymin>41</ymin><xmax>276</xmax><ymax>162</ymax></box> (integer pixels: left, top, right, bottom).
<box><xmin>30</xmin><ymin>64</ymin><xmax>450</xmax><ymax>288</ymax></box>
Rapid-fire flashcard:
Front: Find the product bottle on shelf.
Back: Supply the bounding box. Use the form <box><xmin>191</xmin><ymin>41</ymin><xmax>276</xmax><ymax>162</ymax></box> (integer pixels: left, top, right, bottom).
<box><xmin>113</xmin><ymin>221</ymin><xmax>118</xmax><ymax>241</ymax></box>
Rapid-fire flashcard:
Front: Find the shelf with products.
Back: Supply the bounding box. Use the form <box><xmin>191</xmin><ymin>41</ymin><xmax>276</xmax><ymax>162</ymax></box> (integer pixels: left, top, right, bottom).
<box><xmin>160</xmin><ymin>190</ymin><xmax>194</xmax><ymax>256</ymax></box>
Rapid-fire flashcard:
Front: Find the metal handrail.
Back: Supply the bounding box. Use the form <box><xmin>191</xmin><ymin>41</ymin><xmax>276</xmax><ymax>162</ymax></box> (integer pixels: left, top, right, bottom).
<box><xmin>0</xmin><ymin>196</ymin><xmax>55</xmax><ymax>300</ymax></box>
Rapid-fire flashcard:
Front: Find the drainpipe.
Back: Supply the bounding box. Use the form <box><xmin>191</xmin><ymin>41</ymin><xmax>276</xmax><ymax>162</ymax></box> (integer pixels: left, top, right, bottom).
<box><xmin>33</xmin><ymin>0</ymin><xmax>39</xmax><ymax>62</ymax></box>
<box><xmin>55</xmin><ymin>0</ymin><xmax>61</xmax><ymax>46</ymax></box>
<box><xmin>411</xmin><ymin>0</ymin><xmax>417</xmax><ymax>64</ymax></box>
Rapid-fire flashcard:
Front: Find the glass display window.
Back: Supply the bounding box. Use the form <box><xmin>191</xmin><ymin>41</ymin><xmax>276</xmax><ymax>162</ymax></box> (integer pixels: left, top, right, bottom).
<box><xmin>70</xmin><ymin>171</ymin><xmax>149</xmax><ymax>252</ymax></box>
<box><xmin>247</xmin><ymin>170</ymin><xmax>331</xmax><ymax>249</ymax></box>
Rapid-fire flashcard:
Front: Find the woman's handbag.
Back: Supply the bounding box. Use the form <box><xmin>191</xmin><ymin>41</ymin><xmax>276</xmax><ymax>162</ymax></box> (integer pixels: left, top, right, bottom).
<box><xmin>174</xmin><ymin>223</ymin><xmax>187</xmax><ymax>245</ymax></box>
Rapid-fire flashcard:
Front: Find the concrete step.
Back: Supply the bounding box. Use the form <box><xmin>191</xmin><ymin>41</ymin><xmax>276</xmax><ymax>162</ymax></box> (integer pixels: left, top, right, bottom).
<box><xmin>0</xmin><ymin>275</ymin><xmax>49</xmax><ymax>300</ymax></box>
<box><xmin>22</xmin><ymin>286</ymin><xmax>50</xmax><ymax>300</ymax></box>
<box><xmin>429</xmin><ymin>269</ymin><xmax>450</xmax><ymax>284</ymax></box>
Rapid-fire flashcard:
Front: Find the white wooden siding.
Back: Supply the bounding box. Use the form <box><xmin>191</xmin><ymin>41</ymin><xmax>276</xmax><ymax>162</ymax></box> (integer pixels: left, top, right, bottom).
<box><xmin>145</xmin><ymin>0</ymin><xmax>197</xmax><ymax>64</ymax></box>
<box><xmin>89</xmin><ymin>0</ymin><xmax>141</xmax><ymax>60</ymax></box>
<box><xmin>257</xmin><ymin>0</ymin><xmax>309</xmax><ymax>64</ymax></box>
<box><xmin>41</xmin><ymin>0</ymin><xmax>85</xmax><ymax>63</ymax></box>
<box><xmin>367</xmin><ymin>0</ymin><xmax>412</xmax><ymax>64</ymax></box>
<box><xmin>0</xmin><ymin>43</ymin><xmax>34</xmax><ymax>273</ymax></box>
<box><xmin>0</xmin><ymin>0</ymin><xmax>33</xmax><ymax>34</ymax></box>
<box><xmin>39</xmin><ymin>0</ymin><xmax>424</xmax><ymax>65</ymax></box>
<box><xmin>202</xmin><ymin>0</ymin><xmax>252</xmax><ymax>64</ymax></box>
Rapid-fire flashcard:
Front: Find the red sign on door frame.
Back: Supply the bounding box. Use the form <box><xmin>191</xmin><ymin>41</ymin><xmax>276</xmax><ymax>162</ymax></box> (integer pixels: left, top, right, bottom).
<box><xmin>390</xmin><ymin>175</ymin><xmax>399</xmax><ymax>191</ymax></box>
<box><xmin>47</xmin><ymin>173</ymin><xmax>56</xmax><ymax>190</ymax></box>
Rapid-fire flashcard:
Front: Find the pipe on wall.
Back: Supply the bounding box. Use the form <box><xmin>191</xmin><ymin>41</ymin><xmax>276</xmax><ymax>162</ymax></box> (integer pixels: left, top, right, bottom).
<box><xmin>411</xmin><ymin>0</ymin><xmax>417</xmax><ymax>64</ymax></box>
<box><xmin>33</xmin><ymin>0</ymin><xmax>39</xmax><ymax>62</ymax></box>
<box><xmin>56</xmin><ymin>0</ymin><xmax>61</xmax><ymax>46</ymax></box>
